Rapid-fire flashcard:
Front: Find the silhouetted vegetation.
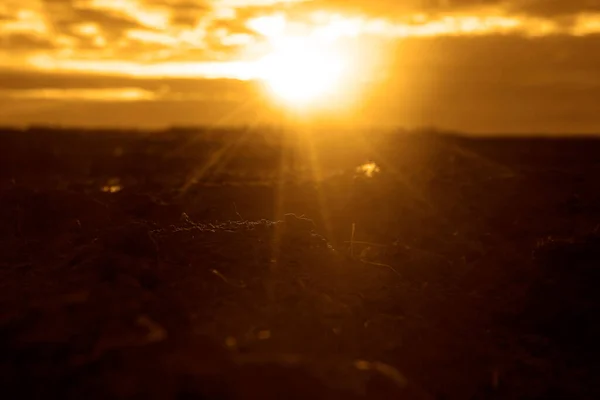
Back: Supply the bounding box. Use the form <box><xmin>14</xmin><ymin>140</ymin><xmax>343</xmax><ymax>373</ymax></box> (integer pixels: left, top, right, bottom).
<box><xmin>0</xmin><ymin>126</ymin><xmax>599</xmax><ymax>399</ymax></box>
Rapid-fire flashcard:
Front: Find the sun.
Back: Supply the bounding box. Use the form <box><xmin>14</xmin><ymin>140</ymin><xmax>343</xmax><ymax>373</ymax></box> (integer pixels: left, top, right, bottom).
<box><xmin>258</xmin><ymin>39</ymin><xmax>347</xmax><ymax>105</ymax></box>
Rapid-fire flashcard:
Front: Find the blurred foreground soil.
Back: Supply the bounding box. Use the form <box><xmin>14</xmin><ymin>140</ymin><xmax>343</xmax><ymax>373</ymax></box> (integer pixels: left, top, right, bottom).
<box><xmin>0</xmin><ymin>127</ymin><xmax>599</xmax><ymax>399</ymax></box>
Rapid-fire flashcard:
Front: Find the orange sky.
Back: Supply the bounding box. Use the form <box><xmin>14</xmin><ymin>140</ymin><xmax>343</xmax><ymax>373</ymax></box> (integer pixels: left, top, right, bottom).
<box><xmin>1</xmin><ymin>0</ymin><xmax>600</xmax><ymax>133</ymax></box>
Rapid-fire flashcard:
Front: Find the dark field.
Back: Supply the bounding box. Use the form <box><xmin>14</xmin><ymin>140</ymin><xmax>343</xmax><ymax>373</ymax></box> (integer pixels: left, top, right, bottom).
<box><xmin>1</xmin><ymin>127</ymin><xmax>599</xmax><ymax>399</ymax></box>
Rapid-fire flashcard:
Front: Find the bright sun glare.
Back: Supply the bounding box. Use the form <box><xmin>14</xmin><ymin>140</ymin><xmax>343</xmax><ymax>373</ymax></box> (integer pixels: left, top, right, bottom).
<box><xmin>258</xmin><ymin>39</ymin><xmax>347</xmax><ymax>105</ymax></box>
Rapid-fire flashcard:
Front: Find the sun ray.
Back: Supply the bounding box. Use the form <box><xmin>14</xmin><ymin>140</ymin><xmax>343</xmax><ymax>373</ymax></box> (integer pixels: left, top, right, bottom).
<box><xmin>270</xmin><ymin>127</ymin><xmax>292</xmax><ymax>267</ymax></box>
<box><xmin>300</xmin><ymin>130</ymin><xmax>334</xmax><ymax>242</ymax></box>
<box><xmin>176</xmin><ymin>96</ymin><xmax>260</xmax><ymax>195</ymax></box>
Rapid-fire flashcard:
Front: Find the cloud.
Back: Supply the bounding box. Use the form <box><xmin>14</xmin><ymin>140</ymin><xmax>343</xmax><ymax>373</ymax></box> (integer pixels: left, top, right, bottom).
<box><xmin>225</xmin><ymin>0</ymin><xmax>600</xmax><ymax>18</ymax></box>
<box><xmin>383</xmin><ymin>34</ymin><xmax>600</xmax><ymax>87</ymax></box>
<box><xmin>3</xmin><ymin>33</ymin><xmax>599</xmax><ymax>95</ymax></box>
<box><xmin>293</xmin><ymin>0</ymin><xmax>501</xmax><ymax>17</ymax></box>
<box><xmin>2</xmin><ymin>33</ymin><xmax>57</xmax><ymax>51</ymax></box>
<box><xmin>510</xmin><ymin>0</ymin><xmax>600</xmax><ymax>17</ymax></box>
<box><xmin>152</xmin><ymin>0</ymin><xmax>211</xmax><ymax>26</ymax></box>
<box><xmin>0</xmin><ymin>0</ymin><xmax>598</xmax><ymax>83</ymax></box>
<box><xmin>0</xmin><ymin>87</ymin><xmax>157</xmax><ymax>101</ymax></box>
<box><xmin>32</xmin><ymin>0</ymin><xmax>257</xmax><ymax>59</ymax></box>
<box><xmin>42</xmin><ymin>1</ymin><xmax>152</xmax><ymax>39</ymax></box>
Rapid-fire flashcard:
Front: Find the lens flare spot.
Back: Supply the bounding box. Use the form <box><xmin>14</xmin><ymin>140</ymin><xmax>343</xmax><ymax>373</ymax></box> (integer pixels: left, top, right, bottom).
<box><xmin>101</xmin><ymin>177</ymin><xmax>122</xmax><ymax>193</ymax></box>
<box><xmin>356</xmin><ymin>162</ymin><xmax>381</xmax><ymax>178</ymax></box>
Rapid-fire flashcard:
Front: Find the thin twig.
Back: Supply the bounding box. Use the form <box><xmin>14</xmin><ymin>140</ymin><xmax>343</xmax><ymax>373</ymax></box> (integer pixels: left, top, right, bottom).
<box><xmin>343</xmin><ymin>240</ymin><xmax>387</xmax><ymax>248</ymax></box>
<box><xmin>350</xmin><ymin>222</ymin><xmax>356</xmax><ymax>257</ymax></box>
<box><xmin>211</xmin><ymin>269</ymin><xmax>246</xmax><ymax>288</ymax></box>
<box><xmin>232</xmin><ymin>202</ymin><xmax>243</xmax><ymax>221</ymax></box>
<box><xmin>360</xmin><ymin>260</ymin><xmax>402</xmax><ymax>278</ymax></box>
<box><xmin>147</xmin><ymin>231</ymin><xmax>160</xmax><ymax>262</ymax></box>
